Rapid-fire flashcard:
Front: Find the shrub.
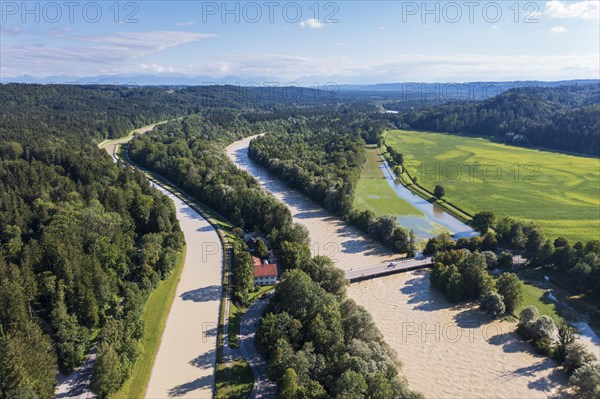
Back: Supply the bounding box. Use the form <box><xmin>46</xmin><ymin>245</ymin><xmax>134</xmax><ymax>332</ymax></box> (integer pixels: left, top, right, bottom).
<box><xmin>480</xmin><ymin>291</ymin><xmax>506</xmax><ymax>318</ymax></box>
<box><xmin>531</xmin><ymin>315</ymin><xmax>557</xmax><ymax>342</ymax></box>
<box><xmin>564</xmin><ymin>342</ymin><xmax>598</xmax><ymax>374</ymax></box>
<box><xmin>517</xmin><ymin>306</ymin><xmax>539</xmax><ymax>340</ymax></box>
<box><xmin>533</xmin><ymin>336</ymin><xmax>556</xmax><ymax>357</ymax></box>
<box><xmin>481</xmin><ymin>251</ymin><xmax>498</xmax><ymax>269</ymax></box>
<box><xmin>497</xmin><ymin>251</ymin><xmax>514</xmax><ymax>269</ymax></box>
<box><xmin>569</xmin><ymin>363</ymin><xmax>600</xmax><ymax>399</ymax></box>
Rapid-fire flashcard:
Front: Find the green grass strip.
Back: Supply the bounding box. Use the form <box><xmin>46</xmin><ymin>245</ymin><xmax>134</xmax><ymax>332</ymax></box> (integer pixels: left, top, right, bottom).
<box><xmin>112</xmin><ymin>247</ymin><xmax>187</xmax><ymax>399</ymax></box>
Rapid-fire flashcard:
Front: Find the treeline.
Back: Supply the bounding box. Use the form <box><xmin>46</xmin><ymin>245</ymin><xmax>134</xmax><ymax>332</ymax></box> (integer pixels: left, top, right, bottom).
<box><xmin>0</xmin><ymin>133</ymin><xmax>183</xmax><ymax>398</ymax></box>
<box><xmin>426</xmin><ymin>211</ymin><xmax>600</xmax><ymax>295</ymax></box>
<box><xmin>393</xmin><ymin>84</ymin><xmax>600</xmax><ymax>155</ymax></box>
<box><xmin>0</xmin><ymin>84</ymin><xmax>348</xmax><ymax>144</ymax></box>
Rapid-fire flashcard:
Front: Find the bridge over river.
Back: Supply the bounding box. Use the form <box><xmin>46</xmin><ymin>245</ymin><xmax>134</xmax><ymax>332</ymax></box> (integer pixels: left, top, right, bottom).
<box><xmin>345</xmin><ymin>256</ymin><xmax>434</xmax><ymax>283</ymax></box>
<box><xmin>345</xmin><ymin>254</ymin><xmax>527</xmax><ymax>283</ymax></box>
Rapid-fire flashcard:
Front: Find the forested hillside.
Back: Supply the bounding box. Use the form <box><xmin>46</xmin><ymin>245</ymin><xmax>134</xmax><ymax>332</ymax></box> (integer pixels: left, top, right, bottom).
<box><xmin>0</xmin><ymin>84</ymin><xmax>339</xmax><ymax>143</ymax></box>
<box><xmin>0</xmin><ymin>131</ymin><xmax>183</xmax><ymax>398</ymax></box>
<box><xmin>396</xmin><ymin>84</ymin><xmax>600</xmax><ymax>155</ymax></box>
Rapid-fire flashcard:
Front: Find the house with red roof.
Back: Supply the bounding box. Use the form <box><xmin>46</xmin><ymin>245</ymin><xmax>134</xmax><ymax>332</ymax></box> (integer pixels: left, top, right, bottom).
<box><xmin>252</xmin><ymin>256</ymin><xmax>278</xmax><ymax>286</ymax></box>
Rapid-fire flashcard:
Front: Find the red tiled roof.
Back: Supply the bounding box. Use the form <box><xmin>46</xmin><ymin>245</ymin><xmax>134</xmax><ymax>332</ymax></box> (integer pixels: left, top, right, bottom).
<box><xmin>254</xmin><ymin>262</ymin><xmax>278</xmax><ymax>278</ymax></box>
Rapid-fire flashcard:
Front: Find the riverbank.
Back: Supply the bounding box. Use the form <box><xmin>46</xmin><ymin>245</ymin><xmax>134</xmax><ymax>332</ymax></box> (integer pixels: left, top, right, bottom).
<box><xmin>348</xmin><ymin>271</ymin><xmax>569</xmax><ymax>398</ymax></box>
<box><xmin>385</xmin><ymin>129</ymin><xmax>600</xmax><ymax>243</ymax></box>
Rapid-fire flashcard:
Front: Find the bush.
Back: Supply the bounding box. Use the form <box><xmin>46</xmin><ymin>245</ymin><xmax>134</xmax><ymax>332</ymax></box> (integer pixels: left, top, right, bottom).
<box><xmin>555</xmin><ymin>323</ymin><xmax>577</xmax><ymax>363</ymax></box>
<box><xmin>497</xmin><ymin>251</ymin><xmax>513</xmax><ymax>269</ymax></box>
<box><xmin>533</xmin><ymin>336</ymin><xmax>556</xmax><ymax>357</ymax></box>
<box><xmin>569</xmin><ymin>362</ymin><xmax>600</xmax><ymax>399</ymax></box>
<box><xmin>531</xmin><ymin>315</ymin><xmax>557</xmax><ymax>342</ymax></box>
<box><xmin>480</xmin><ymin>291</ymin><xmax>506</xmax><ymax>318</ymax></box>
<box><xmin>517</xmin><ymin>306</ymin><xmax>539</xmax><ymax>340</ymax></box>
<box><xmin>564</xmin><ymin>342</ymin><xmax>598</xmax><ymax>374</ymax></box>
<box><xmin>481</xmin><ymin>251</ymin><xmax>498</xmax><ymax>269</ymax></box>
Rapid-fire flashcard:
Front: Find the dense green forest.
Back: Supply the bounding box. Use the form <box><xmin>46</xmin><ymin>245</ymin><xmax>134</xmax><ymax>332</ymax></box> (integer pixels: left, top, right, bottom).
<box><xmin>247</xmin><ymin>115</ymin><xmax>369</xmax><ymax>215</ymax></box>
<box><xmin>128</xmin><ymin>110</ymin><xmax>293</xmax><ymax>235</ymax></box>
<box><xmin>0</xmin><ymin>84</ymin><xmax>344</xmax><ymax>143</ymax></box>
<box><xmin>0</xmin><ymin>131</ymin><xmax>183</xmax><ymax>398</ymax></box>
<box><xmin>389</xmin><ymin>84</ymin><xmax>600</xmax><ymax>155</ymax></box>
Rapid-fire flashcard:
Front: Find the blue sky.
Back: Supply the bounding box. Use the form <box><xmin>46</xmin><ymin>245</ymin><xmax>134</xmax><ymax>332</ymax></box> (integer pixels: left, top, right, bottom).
<box><xmin>1</xmin><ymin>0</ymin><xmax>599</xmax><ymax>83</ymax></box>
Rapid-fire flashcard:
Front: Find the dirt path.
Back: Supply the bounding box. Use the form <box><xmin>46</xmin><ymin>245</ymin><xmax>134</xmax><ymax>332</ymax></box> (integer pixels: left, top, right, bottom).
<box><xmin>238</xmin><ymin>299</ymin><xmax>277</xmax><ymax>399</ymax></box>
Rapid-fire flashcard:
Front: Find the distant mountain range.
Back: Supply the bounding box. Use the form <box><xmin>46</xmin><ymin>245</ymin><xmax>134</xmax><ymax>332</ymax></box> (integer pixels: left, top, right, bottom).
<box><xmin>2</xmin><ymin>74</ymin><xmax>597</xmax><ymax>98</ymax></box>
<box><xmin>0</xmin><ymin>73</ymin><xmax>276</xmax><ymax>86</ymax></box>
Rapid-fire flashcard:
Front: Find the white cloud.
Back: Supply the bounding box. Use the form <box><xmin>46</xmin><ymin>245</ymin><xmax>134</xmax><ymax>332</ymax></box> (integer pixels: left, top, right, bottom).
<box><xmin>1</xmin><ymin>31</ymin><xmax>215</xmax><ymax>77</ymax></box>
<box><xmin>176</xmin><ymin>21</ymin><xmax>195</xmax><ymax>26</ymax></box>
<box><xmin>545</xmin><ymin>0</ymin><xmax>600</xmax><ymax>20</ymax></box>
<box><xmin>140</xmin><ymin>63</ymin><xmax>175</xmax><ymax>73</ymax></box>
<box><xmin>1</xmin><ymin>26</ymin><xmax>21</xmax><ymax>35</ymax></box>
<box><xmin>185</xmin><ymin>53</ymin><xmax>600</xmax><ymax>83</ymax></box>
<box><xmin>299</xmin><ymin>19</ymin><xmax>326</xmax><ymax>29</ymax></box>
<box><xmin>378</xmin><ymin>26</ymin><xmax>385</xmax><ymax>30</ymax></box>
<box><xmin>74</xmin><ymin>31</ymin><xmax>214</xmax><ymax>55</ymax></box>
<box><xmin>336</xmin><ymin>42</ymin><xmax>345</xmax><ymax>46</ymax></box>
<box><xmin>550</xmin><ymin>26</ymin><xmax>568</xmax><ymax>33</ymax></box>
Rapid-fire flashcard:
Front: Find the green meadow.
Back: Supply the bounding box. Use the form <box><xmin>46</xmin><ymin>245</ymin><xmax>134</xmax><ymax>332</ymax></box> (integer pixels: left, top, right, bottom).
<box><xmin>353</xmin><ymin>146</ymin><xmax>423</xmax><ymax>217</ymax></box>
<box><xmin>386</xmin><ymin>130</ymin><xmax>600</xmax><ymax>243</ymax></box>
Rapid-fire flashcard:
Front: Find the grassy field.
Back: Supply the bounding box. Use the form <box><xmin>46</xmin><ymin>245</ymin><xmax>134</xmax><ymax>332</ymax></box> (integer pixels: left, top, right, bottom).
<box><xmin>215</xmin><ymin>359</ymin><xmax>254</xmax><ymax>399</ymax></box>
<box><xmin>112</xmin><ymin>247</ymin><xmax>187</xmax><ymax>399</ymax></box>
<box><xmin>516</xmin><ymin>282</ymin><xmax>563</xmax><ymax>324</ymax></box>
<box><xmin>353</xmin><ymin>146</ymin><xmax>423</xmax><ymax>217</ymax></box>
<box><xmin>386</xmin><ymin>130</ymin><xmax>600</xmax><ymax>243</ymax></box>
